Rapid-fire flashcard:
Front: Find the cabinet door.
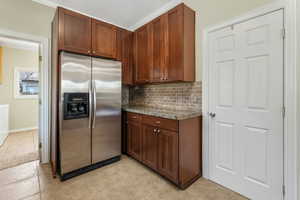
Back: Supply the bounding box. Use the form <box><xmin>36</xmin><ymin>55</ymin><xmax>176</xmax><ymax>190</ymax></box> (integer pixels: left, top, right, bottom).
<box><xmin>142</xmin><ymin>125</ymin><xmax>158</xmax><ymax>170</ymax></box>
<box><xmin>122</xmin><ymin>31</ymin><xmax>134</xmax><ymax>85</ymax></box>
<box><xmin>134</xmin><ymin>24</ymin><xmax>152</xmax><ymax>83</ymax></box>
<box><xmin>167</xmin><ymin>5</ymin><xmax>184</xmax><ymax>81</ymax></box>
<box><xmin>157</xmin><ymin>129</ymin><xmax>179</xmax><ymax>183</ymax></box>
<box><xmin>116</xmin><ymin>29</ymin><xmax>134</xmax><ymax>85</ymax></box>
<box><xmin>116</xmin><ymin>28</ymin><xmax>123</xmax><ymax>61</ymax></box>
<box><xmin>58</xmin><ymin>8</ymin><xmax>92</xmax><ymax>55</ymax></box>
<box><xmin>152</xmin><ymin>14</ymin><xmax>168</xmax><ymax>82</ymax></box>
<box><xmin>127</xmin><ymin>121</ymin><xmax>142</xmax><ymax>160</ymax></box>
<box><xmin>92</xmin><ymin>19</ymin><xmax>117</xmax><ymax>59</ymax></box>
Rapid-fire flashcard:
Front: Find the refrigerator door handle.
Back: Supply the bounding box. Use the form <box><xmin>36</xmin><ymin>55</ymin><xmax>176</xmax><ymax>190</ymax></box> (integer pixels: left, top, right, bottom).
<box><xmin>88</xmin><ymin>80</ymin><xmax>93</xmax><ymax>129</ymax></box>
<box><xmin>92</xmin><ymin>80</ymin><xmax>97</xmax><ymax>129</ymax></box>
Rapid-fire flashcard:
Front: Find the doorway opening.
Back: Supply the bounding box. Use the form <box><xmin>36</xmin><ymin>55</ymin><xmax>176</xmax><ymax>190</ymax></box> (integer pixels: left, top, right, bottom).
<box><xmin>0</xmin><ymin>29</ymin><xmax>50</xmax><ymax>168</ymax></box>
<box><xmin>0</xmin><ymin>36</ymin><xmax>40</xmax><ymax>170</ymax></box>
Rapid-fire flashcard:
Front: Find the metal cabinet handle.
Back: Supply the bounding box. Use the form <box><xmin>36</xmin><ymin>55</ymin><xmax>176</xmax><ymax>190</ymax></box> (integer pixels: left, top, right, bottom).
<box><xmin>88</xmin><ymin>81</ymin><xmax>93</xmax><ymax>128</ymax></box>
<box><xmin>157</xmin><ymin>129</ymin><xmax>161</xmax><ymax>134</ymax></box>
<box><xmin>155</xmin><ymin>121</ymin><xmax>160</xmax><ymax>124</ymax></box>
<box><xmin>92</xmin><ymin>80</ymin><xmax>97</xmax><ymax>128</ymax></box>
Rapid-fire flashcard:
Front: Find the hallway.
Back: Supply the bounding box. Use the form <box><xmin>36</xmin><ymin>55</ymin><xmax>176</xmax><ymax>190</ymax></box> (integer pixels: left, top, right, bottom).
<box><xmin>0</xmin><ymin>130</ymin><xmax>39</xmax><ymax>170</ymax></box>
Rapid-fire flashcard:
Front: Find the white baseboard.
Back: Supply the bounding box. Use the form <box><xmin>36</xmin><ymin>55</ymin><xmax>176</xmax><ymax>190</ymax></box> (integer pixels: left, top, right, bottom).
<box><xmin>9</xmin><ymin>127</ymin><xmax>38</xmax><ymax>133</ymax></box>
<box><xmin>0</xmin><ymin>131</ymin><xmax>9</xmax><ymax>146</ymax></box>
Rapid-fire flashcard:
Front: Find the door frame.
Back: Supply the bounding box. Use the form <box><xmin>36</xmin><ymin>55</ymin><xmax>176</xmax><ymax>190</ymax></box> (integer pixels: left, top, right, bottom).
<box><xmin>202</xmin><ymin>0</ymin><xmax>297</xmax><ymax>199</ymax></box>
<box><xmin>0</xmin><ymin>28</ymin><xmax>50</xmax><ymax>164</ymax></box>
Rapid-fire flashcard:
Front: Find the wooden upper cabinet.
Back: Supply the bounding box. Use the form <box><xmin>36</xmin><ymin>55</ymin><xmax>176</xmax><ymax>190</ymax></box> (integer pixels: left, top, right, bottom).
<box><xmin>167</xmin><ymin>4</ymin><xmax>195</xmax><ymax>82</ymax></box>
<box><xmin>58</xmin><ymin>7</ymin><xmax>92</xmax><ymax>55</ymax></box>
<box><xmin>116</xmin><ymin>28</ymin><xmax>134</xmax><ymax>85</ymax></box>
<box><xmin>56</xmin><ymin>7</ymin><xmax>120</xmax><ymax>60</ymax></box>
<box><xmin>92</xmin><ymin>19</ymin><xmax>117</xmax><ymax>59</ymax></box>
<box><xmin>122</xmin><ymin>31</ymin><xmax>134</xmax><ymax>85</ymax></box>
<box><xmin>134</xmin><ymin>24</ymin><xmax>152</xmax><ymax>84</ymax></box>
<box><xmin>152</xmin><ymin>14</ymin><xmax>168</xmax><ymax>83</ymax></box>
<box><xmin>55</xmin><ymin>4</ymin><xmax>195</xmax><ymax>85</ymax></box>
<box><xmin>116</xmin><ymin>29</ymin><xmax>123</xmax><ymax>61</ymax></box>
<box><xmin>167</xmin><ymin>5</ymin><xmax>183</xmax><ymax>82</ymax></box>
<box><xmin>133</xmin><ymin>3</ymin><xmax>195</xmax><ymax>84</ymax></box>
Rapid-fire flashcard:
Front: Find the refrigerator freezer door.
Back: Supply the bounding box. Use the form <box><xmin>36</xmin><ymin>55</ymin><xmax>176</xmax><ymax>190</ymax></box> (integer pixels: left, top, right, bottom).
<box><xmin>60</xmin><ymin>52</ymin><xmax>92</xmax><ymax>174</ymax></box>
<box><xmin>91</xmin><ymin>57</ymin><xmax>122</xmax><ymax>164</ymax></box>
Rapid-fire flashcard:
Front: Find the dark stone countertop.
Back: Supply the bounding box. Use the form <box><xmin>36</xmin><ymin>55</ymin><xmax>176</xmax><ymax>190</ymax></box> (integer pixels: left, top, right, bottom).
<box><xmin>122</xmin><ymin>105</ymin><xmax>202</xmax><ymax>120</ymax></box>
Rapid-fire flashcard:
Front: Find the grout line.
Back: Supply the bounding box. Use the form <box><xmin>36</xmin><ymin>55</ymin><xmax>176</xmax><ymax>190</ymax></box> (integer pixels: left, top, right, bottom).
<box><xmin>19</xmin><ymin>192</ymin><xmax>41</xmax><ymax>200</ymax></box>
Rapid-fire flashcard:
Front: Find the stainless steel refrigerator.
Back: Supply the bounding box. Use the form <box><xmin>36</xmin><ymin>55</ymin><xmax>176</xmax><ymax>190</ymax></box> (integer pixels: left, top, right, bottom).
<box><xmin>58</xmin><ymin>52</ymin><xmax>121</xmax><ymax>179</ymax></box>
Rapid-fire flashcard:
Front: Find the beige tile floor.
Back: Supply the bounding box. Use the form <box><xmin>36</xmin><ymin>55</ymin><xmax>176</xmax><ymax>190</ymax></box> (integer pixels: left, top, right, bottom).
<box><xmin>0</xmin><ymin>130</ymin><xmax>39</xmax><ymax>170</ymax></box>
<box><xmin>0</xmin><ymin>155</ymin><xmax>248</xmax><ymax>200</ymax></box>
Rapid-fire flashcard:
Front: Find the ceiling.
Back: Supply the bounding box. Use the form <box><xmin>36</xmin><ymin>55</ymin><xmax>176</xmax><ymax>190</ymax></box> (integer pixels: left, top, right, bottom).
<box><xmin>33</xmin><ymin>0</ymin><xmax>182</xmax><ymax>30</ymax></box>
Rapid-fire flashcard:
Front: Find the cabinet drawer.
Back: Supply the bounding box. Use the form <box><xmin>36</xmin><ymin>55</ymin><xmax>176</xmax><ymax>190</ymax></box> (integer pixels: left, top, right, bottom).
<box><xmin>142</xmin><ymin>115</ymin><xmax>178</xmax><ymax>132</ymax></box>
<box><xmin>127</xmin><ymin>112</ymin><xmax>141</xmax><ymax>122</ymax></box>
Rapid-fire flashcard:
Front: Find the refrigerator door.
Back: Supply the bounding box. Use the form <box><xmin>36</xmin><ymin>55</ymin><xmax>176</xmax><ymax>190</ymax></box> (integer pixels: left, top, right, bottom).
<box><xmin>91</xmin><ymin>57</ymin><xmax>122</xmax><ymax>164</ymax></box>
<box><xmin>59</xmin><ymin>52</ymin><xmax>92</xmax><ymax>174</ymax></box>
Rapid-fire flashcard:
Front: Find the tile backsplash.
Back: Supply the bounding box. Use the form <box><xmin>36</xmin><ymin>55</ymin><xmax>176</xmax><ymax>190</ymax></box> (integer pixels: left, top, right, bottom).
<box><xmin>122</xmin><ymin>82</ymin><xmax>202</xmax><ymax>111</ymax></box>
<box><xmin>122</xmin><ymin>86</ymin><xmax>130</xmax><ymax>106</ymax></box>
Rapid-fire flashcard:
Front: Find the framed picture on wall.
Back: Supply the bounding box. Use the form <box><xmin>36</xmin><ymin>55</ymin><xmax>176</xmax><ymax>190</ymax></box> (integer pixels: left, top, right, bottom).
<box><xmin>14</xmin><ymin>68</ymin><xmax>39</xmax><ymax>99</ymax></box>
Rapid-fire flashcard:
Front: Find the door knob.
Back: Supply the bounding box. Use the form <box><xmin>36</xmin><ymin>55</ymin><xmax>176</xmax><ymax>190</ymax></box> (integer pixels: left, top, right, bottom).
<box><xmin>209</xmin><ymin>112</ymin><xmax>216</xmax><ymax>118</ymax></box>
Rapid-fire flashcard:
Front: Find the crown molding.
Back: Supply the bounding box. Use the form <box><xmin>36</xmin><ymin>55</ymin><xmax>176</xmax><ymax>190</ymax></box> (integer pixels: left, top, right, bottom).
<box><xmin>32</xmin><ymin>0</ymin><xmax>59</xmax><ymax>8</ymax></box>
<box><xmin>32</xmin><ymin>0</ymin><xmax>183</xmax><ymax>31</ymax></box>
<box><xmin>129</xmin><ymin>0</ymin><xmax>182</xmax><ymax>31</ymax></box>
<box><xmin>31</xmin><ymin>0</ymin><xmax>131</xmax><ymax>31</ymax></box>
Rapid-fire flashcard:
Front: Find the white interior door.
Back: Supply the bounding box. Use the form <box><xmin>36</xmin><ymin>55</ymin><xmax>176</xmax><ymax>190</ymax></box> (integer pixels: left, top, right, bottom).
<box><xmin>209</xmin><ymin>10</ymin><xmax>284</xmax><ymax>200</ymax></box>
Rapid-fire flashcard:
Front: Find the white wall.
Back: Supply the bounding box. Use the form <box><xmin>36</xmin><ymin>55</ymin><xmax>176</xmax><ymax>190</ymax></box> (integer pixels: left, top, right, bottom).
<box><xmin>0</xmin><ymin>0</ymin><xmax>55</xmax><ymax>38</ymax></box>
<box><xmin>296</xmin><ymin>0</ymin><xmax>300</xmax><ymax>197</ymax></box>
<box><xmin>183</xmin><ymin>0</ymin><xmax>275</xmax><ymax>81</ymax></box>
<box><xmin>0</xmin><ymin>46</ymin><xmax>39</xmax><ymax>131</ymax></box>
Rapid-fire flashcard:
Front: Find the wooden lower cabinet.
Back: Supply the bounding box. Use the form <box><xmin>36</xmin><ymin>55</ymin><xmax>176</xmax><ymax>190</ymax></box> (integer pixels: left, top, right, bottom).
<box><xmin>142</xmin><ymin>125</ymin><xmax>158</xmax><ymax>170</ymax></box>
<box><xmin>157</xmin><ymin>129</ymin><xmax>179</xmax><ymax>183</ymax></box>
<box><xmin>125</xmin><ymin>112</ymin><xmax>202</xmax><ymax>189</ymax></box>
<box><xmin>127</xmin><ymin>121</ymin><xmax>142</xmax><ymax>160</ymax></box>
